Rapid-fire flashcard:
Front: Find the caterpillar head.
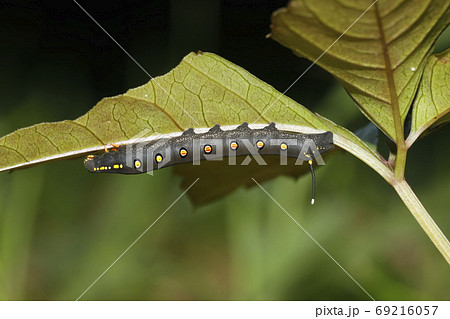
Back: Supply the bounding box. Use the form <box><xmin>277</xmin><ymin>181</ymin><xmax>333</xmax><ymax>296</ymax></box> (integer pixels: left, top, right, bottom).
<box><xmin>83</xmin><ymin>149</ymin><xmax>144</xmax><ymax>174</ymax></box>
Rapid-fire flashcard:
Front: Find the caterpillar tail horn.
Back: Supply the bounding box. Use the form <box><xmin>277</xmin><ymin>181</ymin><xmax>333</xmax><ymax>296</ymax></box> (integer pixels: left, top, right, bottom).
<box><xmin>308</xmin><ymin>160</ymin><xmax>315</xmax><ymax>205</ymax></box>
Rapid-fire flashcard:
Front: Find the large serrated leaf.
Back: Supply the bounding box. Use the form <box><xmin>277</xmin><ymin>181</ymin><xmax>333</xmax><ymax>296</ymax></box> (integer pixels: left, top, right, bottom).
<box><xmin>407</xmin><ymin>50</ymin><xmax>450</xmax><ymax>146</ymax></box>
<box><xmin>270</xmin><ymin>0</ymin><xmax>450</xmax><ymax>140</ymax></box>
<box><xmin>0</xmin><ymin>52</ymin><xmax>329</xmax><ymax>173</ymax></box>
<box><xmin>0</xmin><ymin>52</ymin><xmax>388</xmax><ymax>205</ymax></box>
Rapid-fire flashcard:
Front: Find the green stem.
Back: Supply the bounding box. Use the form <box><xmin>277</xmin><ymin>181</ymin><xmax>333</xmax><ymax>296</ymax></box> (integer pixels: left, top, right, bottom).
<box><xmin>332</xmin><ymin>133</ymin><xmax>449</xmax><ymax>264</ymax></box>
<box><xmin>394</xmin><ymin>143</ymin><xmax>408</xmax><ymax>179</ymax></box>
<box><xmin>392</xmin><ymin>179</ymin><xmax>450</xmax><ymax>264</ymax></box>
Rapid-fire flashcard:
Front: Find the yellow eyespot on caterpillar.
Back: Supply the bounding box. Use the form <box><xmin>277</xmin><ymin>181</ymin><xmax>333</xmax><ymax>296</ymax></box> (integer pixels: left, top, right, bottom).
<box><xmin>155</xmin><ymin>154</ymin><xmax>163</xmax><ymax>163</ymax></box>
<box><xmin>256</xmin><ymin>140</ymin><xmax>265</xmax><ymax>149</ymax></box>
<box><xmin>204</xmin><ymin>145</ymin><xmax>212</xmax><ymax>154</ymax></box>
<box><xmin>230</xmin><ymin>141</ymin><xmax>239</xmax><ymax>150</ymax></box>
<box><xmin>134</xmin><ymin>160</ymin><xmax>142</xmax><ymax>168</ymax></box>
<box><xmin>280</xmin><ymin>142</ymin><xmax>288</xmax><ymax>150</ymax></box>
<box><xmin>179</xmin><ymin>148</ymin><xmax>188</xmax><ymax>157</ymax></box>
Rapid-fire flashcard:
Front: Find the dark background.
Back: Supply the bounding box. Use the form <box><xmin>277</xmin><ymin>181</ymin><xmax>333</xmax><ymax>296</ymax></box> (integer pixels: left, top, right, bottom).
<box><xmin>0</xmin><ymin>0</ymin><xmax>449</xmax><ymax>300</ymax></box>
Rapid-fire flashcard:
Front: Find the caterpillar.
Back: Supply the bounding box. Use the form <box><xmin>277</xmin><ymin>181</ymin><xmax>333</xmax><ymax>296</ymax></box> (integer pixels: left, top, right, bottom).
<box><xmin>84</xmin><ymin>122</ymin><xmax>333</xmax><ymax>204</ymax></box>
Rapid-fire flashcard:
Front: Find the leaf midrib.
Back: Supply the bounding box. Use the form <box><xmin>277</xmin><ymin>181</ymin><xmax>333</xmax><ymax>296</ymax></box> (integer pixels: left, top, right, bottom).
<box><xmin>374</xmin><ymin>1</ymin><xmax>403</xmax><ymax>143</ymax></box>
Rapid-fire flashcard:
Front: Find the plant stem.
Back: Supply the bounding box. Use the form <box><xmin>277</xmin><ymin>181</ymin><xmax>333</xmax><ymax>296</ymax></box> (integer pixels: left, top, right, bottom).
<box><xmin>394</xmin><ymin>143</ymin><xmax>407</xmax><ymax>179</ymax></box>
<box><xmin>392</xmin><ymin>178</ymin><xmax>450</xmax><ymax>264</ymax></box>
<box><xmin>332</xmin><ymin>133</ymin><xmax>450</xmax><ymax>264</ymax></box>
<box><xmin>251</xmin><ymin>125</ymin><xmax>450</xmax><ymax>263</ymax></box>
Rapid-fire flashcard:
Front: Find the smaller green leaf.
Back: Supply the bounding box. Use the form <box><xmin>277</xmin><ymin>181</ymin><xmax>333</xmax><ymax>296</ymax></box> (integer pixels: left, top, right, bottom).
<box><xmin>407</xmin><ymin>50</ymin><xmax>450</xmax><ymax>147</ymax></box>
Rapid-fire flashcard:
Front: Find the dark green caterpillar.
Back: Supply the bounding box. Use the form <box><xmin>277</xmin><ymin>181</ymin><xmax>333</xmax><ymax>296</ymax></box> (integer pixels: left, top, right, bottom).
<box><xmin>84</xmin><ymin>122</ymin><xmax>333</xmax><ymax>203</ymax></box>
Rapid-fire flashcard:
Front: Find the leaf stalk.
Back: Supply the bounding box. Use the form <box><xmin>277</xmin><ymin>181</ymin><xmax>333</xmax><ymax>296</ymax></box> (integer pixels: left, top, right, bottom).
<box><xmin>392</xmin><ymin>178</ymin><xmax>450</xmax><ymax>264</ymax></box>
<box><xmin>334</xmin><ymin>135</ymin><xmax>449</xmax><ymax>264</ymax></box>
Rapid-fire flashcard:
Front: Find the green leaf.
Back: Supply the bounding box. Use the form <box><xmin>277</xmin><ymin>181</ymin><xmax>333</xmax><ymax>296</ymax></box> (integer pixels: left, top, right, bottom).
<box><xmin>0</xmin><ymin>52</ymin><xmax>389</xmax><ymax>204</ymax></box>
<box><xmin>269</xmin><ymin>0</ymin><xmax>450</xmax><ymax>140</ymax></box>
<box><xmin>0</xmin><ymin>52</ymin><xmax>328</xmax><ymax>173</ymax></box>
<box><xmin>407</xmin><ymin>50</ymin><xmax>450</xmax><ymax>147</ymax></box>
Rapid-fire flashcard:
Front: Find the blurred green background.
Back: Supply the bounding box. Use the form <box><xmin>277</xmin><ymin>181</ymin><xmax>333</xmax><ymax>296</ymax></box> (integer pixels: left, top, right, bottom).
<box><xmin>0</xmin><ymin>0</ymin><xmax>449</xmax><ymax>300</ymax></box>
